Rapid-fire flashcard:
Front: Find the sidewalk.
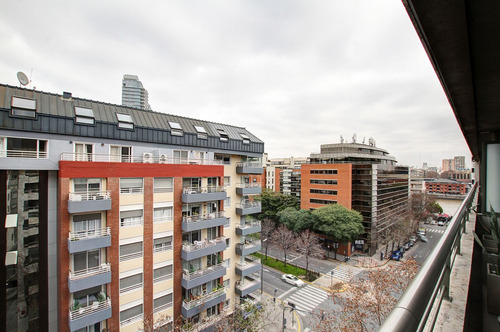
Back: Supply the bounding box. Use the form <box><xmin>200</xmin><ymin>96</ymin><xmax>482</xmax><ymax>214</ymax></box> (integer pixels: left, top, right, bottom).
<box><xmin>260</xmin><ymin>291</ymin><xmax>301</xmax><ymax>332</ymax></box>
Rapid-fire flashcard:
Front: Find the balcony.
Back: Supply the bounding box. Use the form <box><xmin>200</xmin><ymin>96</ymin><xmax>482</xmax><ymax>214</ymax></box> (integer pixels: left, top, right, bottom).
<box><xmin>235</xmin><ymin>277</ymin><xmax>261</xmax><ymax>297</ymax></box>
<box><xmin>236</xmin><ymin>162</ymin><xmax>263</xmax><ymax>174</ymax></box>
<box><xmin>236</xmin><ymin>182</ymin><xmax>262</xmax><ymax>195</ymax></box>
<box><xmin>69</xmin><ymin>298</ymin><xmax>112</xmax><ymax>332</ymax></box>
<box><xmin>236</xmin><ymin>201</ymin><xmax>261</xmax><ymax>215</ymax></box>
<box><xmin>182</xmin><ymin>263</ymin><xmax>227</xmax><ymax>289</ymax></box>
<box><xmin>68</xmin><ymin>191</ymin><xmax>111</xmax><ymax>214</ymax></box>
<box><xmin>0</xmin><ymin>149</ymin><xmax>48</xmax><ymax>159</ymax></box>
<box><xmin>236</xmin><ymin>240</ymin><xmax>261</xmax><ymax>256</ymax></box>
<box><xmin>235</xmin><ymin>220</ymin><xmax>261</xmax><ymax>236</ymax></box>
<box><xmin>61</xmin><ymin>152</ymin><xmax>224</xmax><ymax>165</ymax></box>
<box><xmin>182</xmin><ymin>212</ymin><xmax>228</xmax><ymax>232</ymax></box>
<box><xmin>181</xmin><ymin>186</ymin><xmax>227</xmax><ymax>203</ymax></box>
<box><xmin>236</xmin><ymin>256</ymin><xmax>261</xmax><ymax>277</ymax></box>
<box><xmin>181</xmin><ymin>288</ymin><xmax>226</xmax><ymax>318</ymax></box>
<box><xmin>68</xmin><ymin>227</ymin><xmax>111</xmax><ymax>253</ymax></box>
<box><xmin>68</xmin><ymin>263</ymin><xmax>111</xmax><ymax>293</ymax></box>
<box><xmin>181</xmin><ymin>237</ymin><xmax>227</xmax><ymax>261</ymax></box>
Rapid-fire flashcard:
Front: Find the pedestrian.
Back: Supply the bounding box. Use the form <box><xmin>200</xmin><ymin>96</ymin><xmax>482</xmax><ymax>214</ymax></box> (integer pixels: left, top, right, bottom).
<box><xmin>380</xmin><ymin>251</ymin><xmax>384</xmax><ymax>261</ymax></box>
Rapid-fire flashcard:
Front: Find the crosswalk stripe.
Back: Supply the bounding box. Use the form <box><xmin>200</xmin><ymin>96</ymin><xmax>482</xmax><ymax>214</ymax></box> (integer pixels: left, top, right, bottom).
<box><xmin>285</xmin><ymin>285</ymin><xmax>329</xmax><ymax>314</ymax></box>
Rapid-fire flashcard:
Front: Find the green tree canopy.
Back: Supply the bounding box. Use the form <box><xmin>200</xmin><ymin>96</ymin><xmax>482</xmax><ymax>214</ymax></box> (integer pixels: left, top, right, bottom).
<box><xmin>312</xmin><ymin>204</ymin><xmax>364</xmax><ymax>242</ymax></box>
<box><xmin>257</xmin><ymin>190</ymin><xmax>299</xmax><ymax>223</ymax></box>
<box><xmin>278</xmin><ymin>207</ymin><xmax>317</xmax><ymax>233</ymax></box>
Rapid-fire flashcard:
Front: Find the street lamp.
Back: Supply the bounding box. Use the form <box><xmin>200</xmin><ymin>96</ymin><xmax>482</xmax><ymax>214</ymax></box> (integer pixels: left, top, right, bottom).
<box><xmin>261</xmin><ymin>238</ymin><xmax>267</xmax><ymax>294</ymax></box>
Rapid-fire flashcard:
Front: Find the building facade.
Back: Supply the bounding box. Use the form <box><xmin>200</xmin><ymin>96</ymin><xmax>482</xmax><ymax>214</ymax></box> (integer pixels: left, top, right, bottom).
<box><xmin>302</xmin><ymin>142</ymin><xmax>409</xmax><ymax>255</ymax></box>
<box><xmin>0</xmin><ymin>84</ymin><xmax>263</xmax><ymax>331</ymax></box>
<box><xmin>121</xmin><ymin>75</ymin><xmax>151</xmax><ymax>111</ymax></box>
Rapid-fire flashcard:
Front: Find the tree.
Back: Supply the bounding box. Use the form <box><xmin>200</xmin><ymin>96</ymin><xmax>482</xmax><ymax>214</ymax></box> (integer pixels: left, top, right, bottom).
<box><xmin>410</xmin><ymin>192</ymin><xmax>442</xmax><ymax>221</ymax></box>
<box><xmin>429</xmin><ymin>201</ymin><xmax>443</xmax><ymax>214</ymax></box>
<box><xmin>312</xmin><ymin>204</ymin><xmax>364</xmax><ymax>258</ymax></box>
<box><xmin>260</xmin><ymin>218</ymin><xmax>275</xmax><ymax>260</ymax></box>
<box><xmin>315</xmin><ymin>258</ymin><xmax>419</xmax><ymax>331</ymax></box>
<box><xmin>277</xmin><ymin>207</ymin><xmax>317</xmax><ymax>233</ymax></box>
<box><xmin>296</xmin><ymin>229</ymin><xmax>323</xmax><ymax>275</ymax></box>
<box><xmin>271</xmin><ymin>224</ymin><xmax>295</xmax><ymax>266</ymax></box>
<box><xmin>257</xmin><ymin>190</ymin><xmax>299</xmax><ymax>223</ymax></box>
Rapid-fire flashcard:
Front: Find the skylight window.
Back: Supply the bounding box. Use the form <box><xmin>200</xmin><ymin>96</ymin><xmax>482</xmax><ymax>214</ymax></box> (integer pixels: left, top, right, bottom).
<box><xmin>216</xmin><ymin>129</ymin><xmax>229</xmax><ymax>142</ymax></box>
<box><xmin>11</xmin><ymin>96</ymin><xmax>36</xmax><ymax>118</ymax></box>
<box><xmin>75</xmin><ymin>106</ymin><xmax>95</xmax><ymax>125</ymax></box>
<box><xmin>240</xmin><ymin>133</ymin><xmax>251</xmax><ymax>144</ymax></box>
<box><xmin>168</xmin><ymin>121</ymin><xmax>183</xmax><ymax>136</ymax></box>
<box><xmin>195</xmin><ymin>126</ymin><xmax>207</xmax><ymax>139</ymax></box>
<box><xmin>116</xmin><ymin>113</ymin><xmax>134</xmax><ymax>129</ymax></box>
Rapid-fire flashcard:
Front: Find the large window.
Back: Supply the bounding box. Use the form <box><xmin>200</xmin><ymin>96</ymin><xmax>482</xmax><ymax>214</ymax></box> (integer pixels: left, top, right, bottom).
<box><xmin>4</xmin><ymin>137</ymin><xmax>47</xmax><ymax>158</ymax></box>
<box><xmin>74</xmin><ymin>143</ymin><xmax>93</xmax><ymax>161</ymax></box>
<box><xmin>310</xmin><ymin>189</ymin><xmax>338</xmax><ymax>195</ymax></box>
<box><xmin>194</xmin><ymin>125</ymin><xmax>207</xmax><ymax>139</ymax></box>
<box><xmin>168</xmin><ymin>121</ymin><xmax>183</xmax><ymax>136</ymax></box>
<box><xmin>154</xmin><ymin>177</ymin><xmax>173</xmax><ymax>193</ymax></box>
<box><xmin>120</xmin><ymin>178</ymin><xmax>143</xmax><ymax>194</ymax></box>
<box><xmin>310</xmin><ymin>198</ymin><xmax>337</xmax><ymax>205</ymax></box>
<box><xmin>73</xmin><ymin>213</ymin><xmax>102</xmax><ymax>233</ymax></box>
<box><xmin>73</xmin><ymin>178</ymin><xmax>101</xmax><ymax>193</ymax></box>
<box><xmin>73</xmin><ymin>249</ymin><xmax>100</xmax><ymax>272</ymax></box>
<box><xmin>153</xmin><ymin>293</ymin><xmax>173</xmax><ymax>313</ymax></box>
<box><xmin>310</xmin><ymin>179</ymin><xmax>338</xmax><ymax>185</ymax></box>
<box><xmin>173</xmin><ymin>150</ymin><xmax>188</xmax><ymax>164</ymax></box>
<box><xmin>75</xmin><ymin>106</ymin><xmax>95</xmax><ymax>125</ymax></box>
<box><xmin>119</xmin><ymin>242</ymin><xmax>143</xmax><ymax>262</ymax></box>
<box><xmin>11</xmin><ymin>96</ymin><xmax>36</xmax><ymax>118</ymax></box>
<box><xmin>120</xmin><ymin>209</ymin><xmax>143</xmax><ymax>227</ymax></box>
<box><xmin>154</xmin><ymin>236</ymin><xmax>173</xmax><ymax>252</ymax></box>
<box><xmin>310</xmin><ymin>169</ymin><xmax>338</xmax><ymax>175</ymax></box>
<box><xmin>111</xmin><ymin>145</ymin><xmax>132</xmax><ymax>162</ymax></box>
<box><xmin>120</xmin><ymin>273</ymin><xmax>143</xmax><ymax>294</ymax></box>
<box><xmin>116</xmin><ymin>113</ymin><xmax>134</xmax><ymax>130</ymax></box>
<box><xmin>153</xmin><ymin>207</ymin><xmax>173</xmax><ymax>223</ymax></box>
<box><xmin>120</xmin><ymin>303</ymin><xmax>143</xmax><ymax>326</ymax></box>
<box><xmin>154</xmin><ymin>264</ymin><xmax>173</xmax><ymax>283</ymax></box>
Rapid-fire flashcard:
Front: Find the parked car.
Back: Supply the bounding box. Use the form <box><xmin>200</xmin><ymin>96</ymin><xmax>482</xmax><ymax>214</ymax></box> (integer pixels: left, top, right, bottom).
<box><xmin>409</xmin><ymin>236</ymin><xmax>417</xmax><ymax>243</ymax></box>
<box><xmin>390</xmin><ymin>250</ymin><xmax>404</xmax><ymax>261</ymax></box>
<box><xmin>437</xmin><ymin>220</ymin><xmax>445</xmax><ymax>226</ymax></box>
<box><xmin>419</xmin><ymin>234</ymin><xmax>429</xmax><ymax>242</ymax></box>
<box><xmin>417</xmin><ymin>228</ymin><xmax>426</xmax><ymax>236</ymax></box>
<box><xmin>403</xmin><ymin>242</ymin><xmax>411</xmax><ymax>250</ymax></box>
<box><xmin>281</xmin><ymin>274</ymin><xmax>305</xmax><ymax>287</ymax></box>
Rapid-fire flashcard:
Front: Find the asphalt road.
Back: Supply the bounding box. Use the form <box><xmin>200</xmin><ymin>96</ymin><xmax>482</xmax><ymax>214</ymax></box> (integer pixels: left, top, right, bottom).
<box><xmin>406</xmin><ymin>224</ymin><xmax>446</xmax><ymax>265</ymax></box>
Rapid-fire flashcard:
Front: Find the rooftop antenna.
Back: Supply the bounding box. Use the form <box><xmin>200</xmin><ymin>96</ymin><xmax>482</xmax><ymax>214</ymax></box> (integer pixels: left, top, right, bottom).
<box><xmin>17</xmin><ymin>71</ymin><xmax>30</xmax><ymax>87</ymax></box>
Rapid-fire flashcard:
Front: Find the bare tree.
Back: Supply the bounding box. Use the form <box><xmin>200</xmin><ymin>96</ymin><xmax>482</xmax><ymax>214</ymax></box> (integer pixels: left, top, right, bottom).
<box><xmin>315</xmin><ymin>258</ymin><xmax>419</xmax><ymax>331</ymax></box>
<box><xmin>261</xmin><ymin>218</ymin><xmax>275</xmax><ymax>260</ymax></box>
<box><xmin>296</xmin><ymin>229</ymin><xmax>323</xmax><ymax>275</ymax></box>
<box><xmin>272</xmin><ymin>224</ymin><xmax>295</xmax><ymax>266</ymax></box>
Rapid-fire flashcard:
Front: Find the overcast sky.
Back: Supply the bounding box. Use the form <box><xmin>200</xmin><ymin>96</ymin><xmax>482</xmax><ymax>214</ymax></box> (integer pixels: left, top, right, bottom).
<box><xmin>0</xmin><ymin>0</ymin><xmax>472</xmax><ymax>168</ymax></box>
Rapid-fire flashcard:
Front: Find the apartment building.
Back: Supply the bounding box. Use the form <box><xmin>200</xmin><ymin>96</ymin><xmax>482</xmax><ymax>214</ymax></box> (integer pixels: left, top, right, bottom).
<box><xmin>122</xmin><ymin>75</ymin><xmax>151</xmax><ymax>111</ymax></box>
<box><xmin>0</xmin><ymin>84</ymin><xmax>263</xmax><ymax>331</ymax></box>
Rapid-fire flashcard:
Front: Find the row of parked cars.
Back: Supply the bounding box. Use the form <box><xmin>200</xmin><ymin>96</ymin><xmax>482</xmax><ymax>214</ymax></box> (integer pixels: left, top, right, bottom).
<box><xmin>390</xmin><ymin>229</ymin><xmax>428</xmax><ymax>261</ymax></box>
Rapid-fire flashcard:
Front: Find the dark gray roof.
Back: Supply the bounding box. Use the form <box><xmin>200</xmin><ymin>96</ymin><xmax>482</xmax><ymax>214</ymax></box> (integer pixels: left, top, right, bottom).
<box><xmin>0</xmin><ymin>84</ymin><xmax>264</xmax><ymax>153</ymax></box>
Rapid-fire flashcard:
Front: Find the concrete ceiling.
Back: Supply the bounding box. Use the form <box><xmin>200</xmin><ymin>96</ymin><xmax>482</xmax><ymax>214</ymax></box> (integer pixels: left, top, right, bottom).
<box><xmin>402</xmin><ymin>0</ymin><xmax>500</xmax><ymax>163</ymax></box>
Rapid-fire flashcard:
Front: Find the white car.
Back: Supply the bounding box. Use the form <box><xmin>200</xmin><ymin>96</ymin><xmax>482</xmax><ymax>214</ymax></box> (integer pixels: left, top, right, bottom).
<box><xmin>281</xmin><ymin>274</ymin><xmax>305</xmax><ymax>287</ymax></box>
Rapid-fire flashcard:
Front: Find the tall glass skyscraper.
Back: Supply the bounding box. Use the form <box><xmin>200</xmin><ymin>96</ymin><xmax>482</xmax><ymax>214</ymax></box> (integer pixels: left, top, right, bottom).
<box><xmin>121</xmin><ymin>75</ymin><xmax>151</xmax><ymax>110</ymax></box>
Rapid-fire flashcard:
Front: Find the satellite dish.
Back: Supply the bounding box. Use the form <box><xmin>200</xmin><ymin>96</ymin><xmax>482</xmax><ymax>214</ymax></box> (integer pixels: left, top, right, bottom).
<box><xmin>17</xmin><ymin>71</ymin><xmax>30</xmax><ymax>86</ymax></box>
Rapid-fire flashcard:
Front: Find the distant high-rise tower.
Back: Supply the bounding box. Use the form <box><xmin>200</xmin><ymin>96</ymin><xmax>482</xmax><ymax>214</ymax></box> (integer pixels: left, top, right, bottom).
<box><xmin>454</xmin><ymin>155</ymin><xmax>466</xmax><ymax>170</ymax></box>
<box><xmin>121</xmin><ymin>74</ymin><xmax>151</xmax><ymax>110</ymax></box>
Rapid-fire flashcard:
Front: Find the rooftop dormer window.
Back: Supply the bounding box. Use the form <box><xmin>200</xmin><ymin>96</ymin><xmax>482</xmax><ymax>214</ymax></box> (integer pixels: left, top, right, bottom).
<box><xmin>169</xmin><ymin>121</ymin><xmax>183</xmax><ymax>136</ymax></box>
<box><xmin>116</xmin><ymin>113</ymin><xmax>134</xmax><ymax>130</ymax></box>
<box><xmin>216</xmin><ymin>128</ymin><xmax>229</xmax><ymax>142</ymax></box>
<box><xmin>75</xmin><ymin>106</ymin><xmax>95</xmax><ymax>125</ymax></box>
<box><xmin>194</xmin><ymin>125</ymin><xmax>207</xmax><ymax>139</ymax></box>
<box><xmin>240</xmin><ymin>133</ymin><xmax>250</xmax><ymax>144</ymax></box>
<box><xmin>11</xmin><ymin>96</ymin><xmax>36</xmax><ymax>118</ymax></box>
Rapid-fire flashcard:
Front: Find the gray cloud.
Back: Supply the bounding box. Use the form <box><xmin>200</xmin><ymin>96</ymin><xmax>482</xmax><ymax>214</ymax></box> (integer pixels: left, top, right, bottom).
<box><xmin>0</xmin><ymin>0</ymin><xmax>471</xmax><ymax>168</ymax></box>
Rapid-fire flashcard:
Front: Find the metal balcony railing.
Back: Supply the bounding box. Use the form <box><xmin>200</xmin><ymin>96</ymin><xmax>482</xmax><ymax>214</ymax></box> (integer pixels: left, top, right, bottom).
<box><xmin>182</xmin><ymin>263</ymin><xmax>226</xmax><ymax>282</ymax></box>
<box><xmin>69</xmin><ymin>227</ymin><xmax>110</xmax><ymax>241</ymax></box>
<box><xmin>380</xmin><ymin>182</ymin><xmax>478</xmax><ymax>331</ymax></box>
<box><xmin>236</xmin><ymin>201</ymin><xmax>261</xmax><ymax>210</ymax></box>
<box><xmin>236</xmin><ymin>219</ymin><xmax>261</xmax><ymax>230</ymax></box>
<box><xmin>236</xmin><ymin>162</ymin><xmax>262</xmax><ymax>168</ymax></box>
<box><xmin>183</xmin><ymin>186</ymin><xmax>225</xmax><ymax>194</ymax></box>
<box><xmin>69</xmin><ymin>298</ymin><xmax>111</xmax><ymax>321</ymax></box>
<box><xmin>236</xmin><ymin>182</ymin><xmax>262</xmax><ymax>189</ymax></box>
<box><xmin>182</xmin><ymin>288</ymin><xmax>225</xmax><ymax>310</ymax></box>
<box><xmin>60</xmin><ymin>152</ymin><xmax>223</xmax><ymax>165</ymax></box>
<box><xmin>182</xmin><ymin>237</ymin><xmax>226</xmax><ymax>252</ymax></box>
<box><xmin>69</xmin><ymin>191</ymin><xmax>110</xmax><ymax>201</ymax></box>
<box><xmin>0</xmin><ymin>150</ymin><xmax>48</xmax><ymax>158</ymax></box>
<box><xmin>182</xmin><ymin>212</ymin><xmax>225</xmax><ymax>224</ymax></box>
<box><xmin>69</xmin><ymin>263</ymin><xmax>111</xmax><ymax>280</ymax></box>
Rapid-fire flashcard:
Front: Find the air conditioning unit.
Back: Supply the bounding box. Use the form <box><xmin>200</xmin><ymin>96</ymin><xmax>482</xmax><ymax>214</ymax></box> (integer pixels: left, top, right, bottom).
<box><xmin>143</xmin><ymin>152</ymin><xmax>153</xmax><ymax>163</ymax></box>
<box><xmin>159</xmin><ymin>154</ymin><xmax>168</xmax><ymax>164</ymax></box>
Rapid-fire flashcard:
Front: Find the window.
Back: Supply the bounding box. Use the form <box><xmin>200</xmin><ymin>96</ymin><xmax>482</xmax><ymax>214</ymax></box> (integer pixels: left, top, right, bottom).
<box><xmin>224</xmin><ymin>176</ymin><xmax>230</xmax><ymax>187</ymax></box>
<box><xmin>120</xmin><ymin>273</ymin><xmax>143</xmax><ymax>293</ymax></box>
<box><xmin>154</xmin><ymin>293</ymin><xmax>173</xmax><ymax>313</ymax></box>
<box><xmin>173</xmin><ymin>150</ymin><xmax>188</xmax><ymax>164</ymax></box>
<box><xmin>119</xmin><ymin>242</ymin><xmax>143</xmax><ymax>262</ymax></box>
<box><xmin>216</xmin><ymin>128</ymin><xmax>229</xmax><ymax>141</ymax></box>
<box><xmin>120</xmin><ymin>178</ymin><xmax>143</xmax><ymax>193</ymax></box>
<box><xmin>154</xmin><ymin>177</ymin><xmax>173</xmax><ymax>193</ymax></box>
<box><xmin>168</xmin><ymin>121</ymin><xmax>183</xmax><ymax>136</ymax></box>
<box><xmin>310</xmin><ymin>169</ymin><xmax>338</xmax><ymax>175</ymax></box>
<box><xmin>153</xmin><ymin>264</ymin><xmax>173</xmax><ymax>283</ymax></box>
<box><xmin>225</xmin><ymin>238</ymin><xmax>230</xmax><ymax>247</ymax></box>
<box><xmin>11</xmin><ymin>96</ymin><xmax>36</xmax><ymax>118</ymax></box>
<box><xmin>240</xmin><ymin>133</ymin><xmax>250</xmax><ymax>144</ymax></box>
<box><xmin>310</xmin><ymin>189</ymin><xmax>338</xmax><ymax>195</ymax></box>
<box><xmin>310</xmin><ymin>198</ymin><xmax>337</xmax><ymax>205</ymax></box>
<box><xmin>73</xmin><ymin>286</ymin><xmax>104</xmax><ymax>311</ymax></box>
<box><xmin>111</xmin><ymin>145</ymin><xmax>132</xmax><ymax>162</ymax></box>
<box><xmin>120</xmin><ymin>303</ymin><xmax>143</xmax><ymax>326</ymax></box>
<box><xmin>224</xmin><ymin>197</ymin><xmax>231</xmax><ymax>209</ymax></box>
<box><xmin>73</xmin><ymin>249</ymin><xmax>100</xmax><ymax>272</ymax></box>
<box><xmin>75</xmin><ymin>106</ymin><xmax>95</xmax><ymax>125</ymax></box>
<box><xmin>224</xmin><ymin>217</ymin><xmax>230</xmax><ymax>228</ymax></box>
<box><xmin>153</xmin><ymin>207</ymin><xmax>173</xmax><ymax>223</ymax></box>
<box><xmin>74</xmin><ymin>143</ymin><xmax>93</xmax><ymax>161</ymax></box>
<box><xmin>223</xmin><ymin>279</ymin><xmax>230</xmax><ymax>289</ymax></box>
<box><xmin>154</xmin><ymin>236</ymin><xmax>173</xmax><ymax>252</ymax></box>
<box><xmin>215</xmin><ymin>154</ymin><xmax>230</xmax><ymax>165</ymax></box>
<box><xmin>4</xmin><ymin>137</ymin><xmax>47</xmax><ymax>158</ymax></box>
<box><xmin>73</xmin><ymin>178</ymin><xmax>101</xmax><ymax>193</ymax></box>
<box><xmin>195</xmin><ymin>125</ymin><xmax>207</xmax><ymax>139</ymax></box>
<box><xmin>223</xmin><ymin>258</ymin><xmax>230</xmax><ymax>268</ymax></box>
<box><xmin>207</xmin><ymin>304</ymin><xmax>219</xmax><ymax>317</ymax></box>
<box><xmin>73</xmin><ymin>213</ymin><xmax>101</xmax><ymax>233</ymax></box>
<box><xmin>116</xmin><ymin>113</ymin><xmax>134</xmax><ymax>129</ymax></box>
<box><xmin>120</xmin><ymin>209</ymin><xmax>143</xmax><ymax>227</ymax></box>
<box><xmin>310</xmin><ymin>179</ymin><xmax>338</xmax><ymax>185</ymax></box>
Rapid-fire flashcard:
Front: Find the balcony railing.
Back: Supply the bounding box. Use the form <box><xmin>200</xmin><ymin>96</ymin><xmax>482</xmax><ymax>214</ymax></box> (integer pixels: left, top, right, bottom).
<box><xmin>69</xmin><ymin>191</ymin><xmax>110</xmax><ymax>201</ymax></box>
<box><xmin>69</xmin><ymin>263</ymin><xmax>111</xmax><ymax>281</ymax></box>
<box><xmin>119</xmin><ymin>251</ymin><xmax>143</xmax><ymax>262</ymax></box>
<box><xmin>236</xmin><ymin>162</ymin><xmax>263</xmax><ymax>174</ymax></box>
<box><xmin>69</xmin><ymin>298</ymin><xmax>111</xmax><ymax>329</ymax></box>
<box><xmin>236</xmin><ymin>201</ymin><xmax>262</xmax><ymax>215</ymax></box>
<box><xmin>0</xmin><ymin>150</ymin><xmax>48</xmax><ymax>158</ymax></box>
<box><xmin>181</xmin><ymin>237</ymin><xmax>227</xmax><ymax>261</ymax></box>
<box><xmin>68</xmin><ymin>227</ymin><xmax>111</xmax><ymax>253</ymax></box>
<box><xmin>182</xmin><ymin>288</ymin><xmax>225</xmax><ymax>311</ymax></box>
<box><xmin>182</xmin><ymin>237</ymin><xmax>226</xmax><ymax>253</ymax></box>
<box><xmin>236</xmin><ymin>220</ymin><xmax>261</xmax><ymax>236</ymax></box>
<box><xmin>183</xmin><ymin>186</ymin><xmax>225</xmax><ymax>194</ymax></box>
<box><xmin>182</xmin><ymin>263</ymin><xmax>227</xmax><ymax>289</ymax></box>
<box><xmin>120</xmin><ymin>313</ymin><xmax>144</xmax><ymax>328</ymax></box>
<box><xmin>182</xmin><ymin>186</ymin><xmax>227</xmax><ymax>203</ymax></box>
<box><xmin>61</xmin><ymin>152</ymin><xmax>223</xmax><ymax>165</ymax></box>
<box><xmin>236</xmin><ymin>256</ymin><xmax>261</xmax><ymax>277</ymax></box>
<box><xmin>380</xmin><ymin>182</ymin><xmax>477</xmax><ymax>331</ymax></box>
<box><xmin>69</xmin><ymin>227</ymin><xmax>110</xmax><ymax>241</ymax></box>
<box><xmin>182</xmin><ymin>212</ymin><xmax>227</xmax><ymax>232</ymax></box>
<box><xmin>236</xmin><ymin>240</ymin><xmax>261</xmax><ymax>256</ymax></box>
<box><xmin>236</xmin><ymin>182</ymin><xmax>262</xmax><ymax>195</ymax></box>
<box><xmin>183</xmin><ymin>212</ymin><xmax>225</xmax><ymax>224</ymax></box>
